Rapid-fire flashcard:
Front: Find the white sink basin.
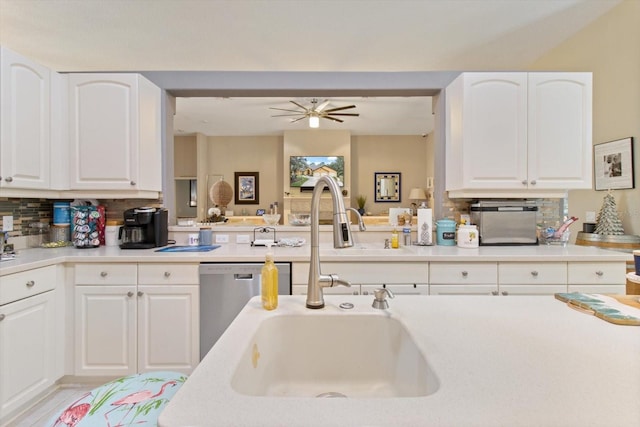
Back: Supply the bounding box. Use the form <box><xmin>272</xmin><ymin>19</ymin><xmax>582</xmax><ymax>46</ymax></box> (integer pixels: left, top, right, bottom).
<box><xmin>231</xmin><ymin>313</ymin><xmax>438</xmax><ymax>398</ymax></box>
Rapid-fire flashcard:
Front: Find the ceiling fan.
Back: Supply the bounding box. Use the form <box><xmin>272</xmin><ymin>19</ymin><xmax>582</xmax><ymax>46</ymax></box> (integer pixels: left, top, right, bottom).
<box><xmin>269</xmin><ymin>98</ymin><xmax>359</xmax><ymax>127</ymax></box>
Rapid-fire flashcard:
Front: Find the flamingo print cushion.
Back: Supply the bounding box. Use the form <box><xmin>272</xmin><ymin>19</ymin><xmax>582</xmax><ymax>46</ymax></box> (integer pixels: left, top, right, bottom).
<box><xmin>48</xmin><ymin>371</ymin><xmax>187</xmax><ymax>426</ymax></box>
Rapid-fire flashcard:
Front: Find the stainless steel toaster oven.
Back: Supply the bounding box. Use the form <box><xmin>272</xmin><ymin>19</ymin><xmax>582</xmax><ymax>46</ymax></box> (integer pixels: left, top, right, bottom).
<box><xmin>470</xmin><ymin>201</ymin><xmax>538</xmax><ymax>245</ymax></box>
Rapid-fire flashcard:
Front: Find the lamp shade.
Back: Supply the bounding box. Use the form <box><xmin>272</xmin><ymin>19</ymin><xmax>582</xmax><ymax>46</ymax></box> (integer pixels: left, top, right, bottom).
<box><xmin>409</xmin><ymin>188</ymin><xmax>427</xmax><ymax>200</ymax></box>
<box><xmin>309</xmin><ymin>115</ymin><xmax>319</xmax><ymax>128</ymax></box>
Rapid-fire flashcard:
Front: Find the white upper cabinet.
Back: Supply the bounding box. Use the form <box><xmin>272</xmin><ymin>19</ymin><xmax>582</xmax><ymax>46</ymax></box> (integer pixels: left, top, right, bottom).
<box><xmin>445</xmin><ymin>72</ymin><xmax>592</xmax><ymax>198</ymax></box>
<box><xmin>68</xmin><ymin>73</ymin><xmax>161</xmax><ymax>192</ymax></box>
<box><xmin>0</xmin><ymin>47</ymin><xmax>52</xmax><ymax>190</ymax></box>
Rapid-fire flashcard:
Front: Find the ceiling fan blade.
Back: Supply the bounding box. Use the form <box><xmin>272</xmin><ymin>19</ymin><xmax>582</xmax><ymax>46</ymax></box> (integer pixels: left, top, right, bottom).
<box><xmin>326</xmin><ymin>113</ymin><xmax>360</xmax><ymax>117</ymax></box>
<box><xmin>322</xmin><ymin>115</ymin><xmax>344</xmax><ymax>123</ymax></box>
<box><xmin>269</xmin><ymin>107</ymin><xmax>306</xmax><ymax>113</ymax></box>
<box><xmin>289</xmin><ymin>100</ymin><xmax>309</xmax><ymax>111</ymax></box>
<box><xmin>323</xmin><ymin>105</ymin><xmax>356</xmax><ymax>113</ymax></box>
<box><xmin>315</xmin><ymin>99</ymin><xmax>330</xmax><ymax>112</ymax></box>
<box><xmin>290</xmin><ymin>116</ymin><xmax>307</xmax><ymax>123</ymax></box>
<box><xmin>271</xmin><ymin>113</ymin><xmax>306</xmax><ymax>117</ymax></box>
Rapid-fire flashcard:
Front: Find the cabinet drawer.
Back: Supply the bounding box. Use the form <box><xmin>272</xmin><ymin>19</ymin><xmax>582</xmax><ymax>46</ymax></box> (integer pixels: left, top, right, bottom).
<box><xmin>138</xmin><ymin>263</ymin><xmax>199</xmax><ymax>285</ymax></box>
<box><xmin>499</xmin><ymin>262</ymin><xmax>567</xmax><ymax>285</ymax></box>
<box><xmin>75</xmin><ymin>263</ymin><xmax>137</xmax><ymax>285</ymax></box>
<box><xmin>568</xmin><ymin>262</ymin><xmax>626</xmax><ymax>285</ymax></box>
<box><xmin>430</xmin><ymin>263</ymin><xmax>497</xmax><ymax>285</ymax></box>
<box><xmin>322</xmin><ymin>262</ymin><xmax>428</xmax><ymax>284</ymax></box>
<box><xmin>0</xmin><ymin>265</ymin><xmax>57</xmax><ymax>305</ymax></box>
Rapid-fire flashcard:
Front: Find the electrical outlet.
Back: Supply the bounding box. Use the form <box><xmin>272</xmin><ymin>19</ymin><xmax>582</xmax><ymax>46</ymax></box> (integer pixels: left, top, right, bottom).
<box><xmin>2</xmin><ymin>216</ymin><xmax>14</xmax><ymax>232</ymax></box>
<box><xmin>215</xmin><ymin>234</ymin><xmax>229</xmax><ymax>243</ymax></box>
<box><xmin>236</xmin><ymin>235</ymin><xmax>250</xmax><ymax>244</ymax></box>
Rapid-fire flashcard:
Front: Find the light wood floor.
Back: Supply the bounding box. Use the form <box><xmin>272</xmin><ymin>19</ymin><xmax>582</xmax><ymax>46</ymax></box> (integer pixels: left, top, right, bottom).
<box><xmin>5</xmin><ymin>384</ymin><xmax>96</xmax><ymax>427</ymax></box>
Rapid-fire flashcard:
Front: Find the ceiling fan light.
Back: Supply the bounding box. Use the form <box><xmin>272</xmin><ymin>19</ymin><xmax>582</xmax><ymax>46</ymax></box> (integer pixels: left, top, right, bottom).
<box><xmin>309</xmin><ymin>115</ymin><xmax>320</xmax><ymax>128</ymax></box>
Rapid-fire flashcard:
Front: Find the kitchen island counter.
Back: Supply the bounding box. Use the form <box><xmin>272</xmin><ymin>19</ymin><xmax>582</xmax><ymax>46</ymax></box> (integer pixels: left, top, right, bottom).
<box><xmin>159</xmin><ymin>295</ymin><xmax>640</xmax><ymax>427</ymax></box>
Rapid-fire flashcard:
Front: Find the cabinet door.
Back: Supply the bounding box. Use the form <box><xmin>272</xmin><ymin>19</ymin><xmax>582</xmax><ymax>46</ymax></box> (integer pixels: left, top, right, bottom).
<box><xmin>528</xmin><ymin>73</ymin><xmax>592</xmax><ymax>189</ymax></box>
<box><xmin>429</xmin><ymin>284</ymin><xmax>497</xmax><ymax>296</ymax></box>
<box><xmin>137</xmin><ymin>285</ymin><xmax>199</xmax><ymax>374</ymax></box>
<box><xmin>68</xmin><ymin>74</ymin><xmax>161</xmax><ymax>192</ymax></box>
<box><xmin>361</xmin><ymin>284</ymin><xmax>428</xmax><ymax>295</ymax></box>
<box><xmin>74</xmin><ymin>285</ymin><xmax>137</xmax><ymax>376</ymax></box>
<box><xmin>0</xmin><ymin>47</ymin><xmax>50</xmax><ymax>189</ymax></box>
<box><xmin>498</xmin><ymin>284</ymin><xmax>566</xmax><ymax>296</ymax></box>
<box><xmin>446</xmin><ymin>72</ymin><xmax>528</xmax><ymax>192</ymax></box>
<box><xmin>68</xmin><ymin>74</ymin><xmax>138</xmax><ymax>190</ymax></box>
<box><xmin>0</xmin><ymin>291</ymin><xmax>55</xmax><ymax>421</ymax></box>
<box><xmin>292</xmin><ymin>284</ymin><xmax>360</xmax><ymax>295</ymax></box>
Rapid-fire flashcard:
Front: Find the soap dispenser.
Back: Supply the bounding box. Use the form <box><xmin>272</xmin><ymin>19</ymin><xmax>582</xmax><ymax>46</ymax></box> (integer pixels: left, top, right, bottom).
<box><xmin>261</xmin><ymin>244</ymin><xmax>278</xmax><ymax>310</ymax></box>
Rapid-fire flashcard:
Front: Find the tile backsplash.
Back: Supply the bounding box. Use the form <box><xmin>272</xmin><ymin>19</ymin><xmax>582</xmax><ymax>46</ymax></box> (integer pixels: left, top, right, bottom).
<box><xmin>0</xmin><ymin>198</ymin><xmax>163</xmax><ymax>235</ymax></box>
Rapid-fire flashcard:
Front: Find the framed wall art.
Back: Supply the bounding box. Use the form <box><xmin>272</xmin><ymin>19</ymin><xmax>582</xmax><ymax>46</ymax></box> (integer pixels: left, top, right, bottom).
<box><xmin>234</xmin><ymin>172</ymin><xmax>260</xmax><ymax>204</ymax></box>
<box><xmin>375</xmin><ymin>172</ymin><xmax>401</xmax><ymax>202</ymax></box>
<box><xmin>594</xmin><ymin>137</ymin><xmax>635</xmax><ymax>191</ymax></box>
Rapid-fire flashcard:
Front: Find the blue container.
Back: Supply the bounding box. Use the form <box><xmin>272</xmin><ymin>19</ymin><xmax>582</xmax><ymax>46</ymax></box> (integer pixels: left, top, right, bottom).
<box><xmin>53</xmin><ymin>202</ymin><xmax>71</xmax><ymax>225</ymax></box>
<box><xmin>634</xmin><ymin>250</ymin><xmax>640</xmax><ymax>275</ymax></box>
<box><xmin>436</xmin><ymin>219</ymin><xmax>457</xmax><ymax>246</ymax></box>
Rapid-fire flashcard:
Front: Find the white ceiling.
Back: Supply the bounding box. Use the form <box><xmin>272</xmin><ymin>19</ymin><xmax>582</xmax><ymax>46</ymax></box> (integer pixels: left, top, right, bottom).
<box><xmin>0</xmin><ymin>0</ymin><xmax>621</xmax><ymax>136</ymax></box>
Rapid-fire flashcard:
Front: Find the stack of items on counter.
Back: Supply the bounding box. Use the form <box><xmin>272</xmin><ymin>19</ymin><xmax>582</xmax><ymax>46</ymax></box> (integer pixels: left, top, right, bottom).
<box><xmin>45</xmin><ymin>200</ymin><xmax>106</xmax><ymax>248</ymax></box>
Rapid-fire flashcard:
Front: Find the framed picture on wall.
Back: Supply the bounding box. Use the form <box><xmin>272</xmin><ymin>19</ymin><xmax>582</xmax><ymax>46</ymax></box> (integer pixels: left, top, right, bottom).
<box><xmin>234</xmin><ymin>172</ymin><xmax>260</xmax><ymax>204</ymax></box>
<box><xmin>594</xmin><ymin>137</ymin><xmax>635</xmax><ymax>191</ymax></box>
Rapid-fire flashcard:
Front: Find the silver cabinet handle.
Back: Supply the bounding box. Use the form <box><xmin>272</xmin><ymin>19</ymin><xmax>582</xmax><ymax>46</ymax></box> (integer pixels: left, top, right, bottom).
<box><xmin>461</xmin><ymin>271</ymin><xmax>468</xmax><ymax>277</ymax></box>
<box><xmin>100</xmin><ymin>271</ymin><xmax>108</xmax><ymax>277</ymax></box>
<box><xmin>501</xmin><ymin>291</ymin><xmax>509</xmax><ymax>296</ymax></box>
<box><xmin>5</xmin><ymin>176</ymin><xmax>13</xmax><ymax>183</ymax></box>
<box><xmin>130</xmin><ymin>181</ymin><xmax>136</xmax><ymax>186</ymax></box>
<box><xmin>26</xmin><ymin>280</ymin><xmax>35</xmax><ymax>287</ymax></box>
<box><xmin>137</xmin><ymin>291</ymin><xmax>144</xmax><ymax>297</ymax></box>
<box><xmin>596</xmin><ymin>271</ymin><xmax>604</xmax><ymax>276</ymax></box>
<box><xmin>491</xmin><ymin>291</ymin><xmax>499</xmax><ymax>296</ymax></box>
<box><xmin>521</xmin><ymin>180</ymin><xmax>527</xmax><ymax>185</ymax></box>
<box><xmin>164</xmin><ymin>271</ymin><xmax>171</xmax><ymax>277</ymax></box>
<box><xmin>0</xmin><ymin>314</ymin><xmax>5</xmax><ymax>321</ymax></box>
<box><xmin>530</xmin><ymin>180</ymin><xmax>537</xmax><ymax>185</ymax></box>
<box><xmin>127</xmin><ymin>291</ymin><xmax>134</xmax><ymax>297</ymax></box>
<box><xmin>531</xmin><ymin>271</ymin><xmax>538</xmax><ymax>277</ymax></box>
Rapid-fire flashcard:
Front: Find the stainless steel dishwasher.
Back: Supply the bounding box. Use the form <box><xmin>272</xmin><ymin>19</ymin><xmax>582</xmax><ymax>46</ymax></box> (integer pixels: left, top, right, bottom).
<box><xmin>199</xmin><ymin>262</ymin><xmax>291</xmax><ymax>360</ymax></box>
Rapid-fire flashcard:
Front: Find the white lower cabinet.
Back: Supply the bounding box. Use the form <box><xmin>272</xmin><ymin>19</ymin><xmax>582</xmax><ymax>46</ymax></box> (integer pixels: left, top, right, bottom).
<box><xmin>567</xmin><ymin>262</ymin><xmax>626</xmax><ymax>294</ymax></box>
<box><xmin>361</xmin><ymin>284</ymin><xmax>428</xmax><ymax>295</ymax></box>
<box><xmin>289</xmin><ymin>260</ymin><xmax>627</xmax><ymax>297</ymax></box>
<box><xmin>74</xmin><ymin>263</ymin><xmax>199</xmax><ymax>376</ymax></box>
<box><xmin>430</xmin><ymin>262</ymin><xmax>498</xmax><ymax>295</ymax></box>
<box><xmin>291</xmin><ymin>262</ymin><xmax>429</xmax><ymax>296</ymax></box>
<box><xmin>0</xmin><ymin>266</ymin><xmax>58</xmax><ymax>423</ymax></box>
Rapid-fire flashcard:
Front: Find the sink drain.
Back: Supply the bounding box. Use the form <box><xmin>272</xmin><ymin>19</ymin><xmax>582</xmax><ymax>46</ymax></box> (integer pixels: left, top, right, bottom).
<box><xmin>316</xmin><ymin>392</ymin><xmax>348</xmax><ymax>398</ymax></box>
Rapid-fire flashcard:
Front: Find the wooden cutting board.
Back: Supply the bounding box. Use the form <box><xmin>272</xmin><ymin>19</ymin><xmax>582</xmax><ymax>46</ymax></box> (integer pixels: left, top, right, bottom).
<box><xmin>555</xmin><ymin>293</ymin><xmax>640</xmax><ymax>326</ymax></box>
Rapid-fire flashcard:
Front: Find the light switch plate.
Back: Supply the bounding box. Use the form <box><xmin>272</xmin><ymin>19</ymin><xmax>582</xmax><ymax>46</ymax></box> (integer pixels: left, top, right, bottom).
<box><xmin>215</xmin><ymin>234</ymin><xmax>229</xmax><ymax>243</ymax></box>
<box><xmin>586</xmin><ymin>211</ymin><xmax>596</xmax><ymax>222</ymax></box>
<box><xmin>2</xmin><ymin>216</ymin><xmax>14</xmax><ymax>232</ymax></box>
<box><xmin>236</xmin><ymin>235</ymin><xmax>250</xmax><ymax>244</ymax></box>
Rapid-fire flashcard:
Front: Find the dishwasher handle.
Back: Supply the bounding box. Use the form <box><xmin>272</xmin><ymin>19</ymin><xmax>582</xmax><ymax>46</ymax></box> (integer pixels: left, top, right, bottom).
<box><xmin>235</xmin><ymin>273</ymin><xmax>255</xmax><ymax>280</ymax></box>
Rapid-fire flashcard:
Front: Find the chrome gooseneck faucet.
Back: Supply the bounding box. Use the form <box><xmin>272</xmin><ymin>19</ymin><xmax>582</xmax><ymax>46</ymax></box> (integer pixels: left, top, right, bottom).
<box><xmin>306</xmin><ymin>175</ymin><xmax>360</xmax><ymax>309</ymax></box>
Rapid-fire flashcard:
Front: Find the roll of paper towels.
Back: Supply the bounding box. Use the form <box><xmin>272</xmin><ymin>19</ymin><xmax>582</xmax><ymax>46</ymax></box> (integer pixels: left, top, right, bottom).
<box><xmin>417</xmin><ymin>208</ymin><xmax>433</xmax><ymax>245</ymax></box>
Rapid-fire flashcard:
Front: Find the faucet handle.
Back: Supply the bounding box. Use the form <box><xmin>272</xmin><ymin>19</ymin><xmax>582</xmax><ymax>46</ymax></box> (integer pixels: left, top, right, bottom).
<box><xmin>372</xmin><ymin>287</ymin><xmax>394</xmax><ymax>309</ymax></box>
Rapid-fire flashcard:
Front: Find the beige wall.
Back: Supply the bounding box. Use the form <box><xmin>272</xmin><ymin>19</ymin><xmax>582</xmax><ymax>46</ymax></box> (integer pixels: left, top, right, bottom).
<box><xmin>204</xmin><ymin>135</ymin><xmax>283</xmax><ymax>215</ymax></box>
<box><xmin>180</xmin><ymin>131</ymin><xmax>432</xmax><ymax>220</ymax></box>
<box><xmin>352</xmin><ymin>135</ymin><xmax>432</xmax><ymax>214</ymax></box>
<box><xmin>529</xmin><ymin>0</ymin><xmax>640</xmax><ymax>237</ymax></box>
<box><xmin>173</xmin><ymin>135</ymin><xmax>197</xmax><ymax>177</ymax></box>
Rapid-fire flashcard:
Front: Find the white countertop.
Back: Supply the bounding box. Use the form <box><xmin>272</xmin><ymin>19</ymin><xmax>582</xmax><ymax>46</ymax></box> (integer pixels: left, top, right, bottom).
<box><xmin>159</xmin><ymin>295</ymin><xmax>640</xmax><ymax>427</ymax></box>
<box><xmin>0</xmin><ymin>243</ymin><xmax>632</xmax><ymax>276</ymax></box>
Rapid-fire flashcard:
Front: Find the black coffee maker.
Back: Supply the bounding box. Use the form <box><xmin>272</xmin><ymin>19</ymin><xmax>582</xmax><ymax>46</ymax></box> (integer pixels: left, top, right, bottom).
<box><xmin>120</xmin><ymin>207</ymin><xmax>168</xmax><ymax>249</ymax></box>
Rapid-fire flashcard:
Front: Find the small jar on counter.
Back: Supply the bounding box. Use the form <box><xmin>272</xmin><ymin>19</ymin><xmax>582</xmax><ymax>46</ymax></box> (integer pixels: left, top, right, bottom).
<box><xmin>457</xmin><ymin>225</ymin><xmax>479</xmax><ymax>248</ymax></box>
